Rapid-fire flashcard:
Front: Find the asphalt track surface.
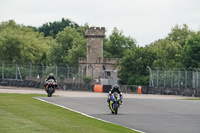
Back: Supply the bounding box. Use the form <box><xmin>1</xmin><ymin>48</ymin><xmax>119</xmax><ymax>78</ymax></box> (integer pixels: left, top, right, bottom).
<box><xmin>38</xmin><ymin>97</ymin><xmax>200</xmax><ymax>133</ymax></box>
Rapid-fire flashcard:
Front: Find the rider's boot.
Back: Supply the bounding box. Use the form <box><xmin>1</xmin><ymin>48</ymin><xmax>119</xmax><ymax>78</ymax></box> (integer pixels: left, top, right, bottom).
<box><xmin>107</xmin><ymin>99</ymin><xmax>110</xmax><ymax>109</ymax></box>
<box><xmin>53</xmin><ymin>86</ymin><xmax>55</xmax><ymax>93</ymax></box>
<box><xmin>46</xmin><ymin>85</ymin><xmax>48</xmax><ymax>91</ymax></box>
<box><xmin>107</xmin><ymin>98</ymin><xmax>110</xmax><ymax>103</ymax></box>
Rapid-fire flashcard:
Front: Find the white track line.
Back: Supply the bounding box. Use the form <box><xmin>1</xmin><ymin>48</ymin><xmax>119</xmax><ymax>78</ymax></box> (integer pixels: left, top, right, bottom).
<box><xmin>34</xmin><ymin>97</ymin><xmax>145</xmax><ymax>133</ymax></box>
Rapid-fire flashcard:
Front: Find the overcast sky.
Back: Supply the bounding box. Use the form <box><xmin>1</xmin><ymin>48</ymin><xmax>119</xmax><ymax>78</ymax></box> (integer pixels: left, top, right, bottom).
<box><xmin>1</xmin><ymin>0</ymin><xmax>200</xmax><ymax>46</ymax></box>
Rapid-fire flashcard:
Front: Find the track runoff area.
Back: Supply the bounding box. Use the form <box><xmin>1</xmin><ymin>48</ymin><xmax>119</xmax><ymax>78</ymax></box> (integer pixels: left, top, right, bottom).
<box><xmin>36</xmin><ymin>93</ymin><xmax>200</xmax><ymax>133</ymax></box>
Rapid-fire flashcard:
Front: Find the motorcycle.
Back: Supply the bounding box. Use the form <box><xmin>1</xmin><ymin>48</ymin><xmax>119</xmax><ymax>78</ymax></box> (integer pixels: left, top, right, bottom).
<box><xmin>109</xmin><ymin>92</ymin><xmax>122</xmax><ymax>114</ymax></box>
<box><xmin>46</xmin><ymin>79</ymin><xmax>56</xmax><ymax>97</ymax></box>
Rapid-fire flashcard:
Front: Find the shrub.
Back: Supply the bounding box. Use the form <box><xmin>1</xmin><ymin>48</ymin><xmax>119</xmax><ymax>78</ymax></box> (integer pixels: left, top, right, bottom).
<box><xmin>82</xmin><ymin>76</ymin><xmax>92</xmax><ymax>84</ymax></box>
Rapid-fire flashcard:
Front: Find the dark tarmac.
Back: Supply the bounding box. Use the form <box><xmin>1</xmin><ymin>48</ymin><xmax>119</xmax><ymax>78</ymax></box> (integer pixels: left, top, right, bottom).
<box><xmin>38</xmin><ymin>97</ymin><xmax>200</xmax><ymax>133</ymax></box>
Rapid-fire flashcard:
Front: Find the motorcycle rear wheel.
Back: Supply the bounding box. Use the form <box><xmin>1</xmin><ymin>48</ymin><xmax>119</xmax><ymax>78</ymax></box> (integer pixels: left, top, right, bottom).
<box><xmin>47</xmin><ymin>87</ymin><xmax>53</xmax><ymax>97</ymax></box>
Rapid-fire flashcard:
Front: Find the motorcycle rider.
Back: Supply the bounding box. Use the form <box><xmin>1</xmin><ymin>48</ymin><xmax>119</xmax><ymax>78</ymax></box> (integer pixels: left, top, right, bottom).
<box><xmin>107</xmin><ymin>84</ymin><xmax>123</xmax><ymax>104</ymax></box>
<box><xmin>45</xmin><ymin>73</ymin><xmax>57</xmax><ymax>92</ymax></box>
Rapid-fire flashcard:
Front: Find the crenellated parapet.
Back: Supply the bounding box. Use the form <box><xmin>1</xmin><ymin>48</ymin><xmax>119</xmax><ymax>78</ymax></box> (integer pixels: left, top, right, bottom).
<box><xmin>104</xmin><ymin>58</ymin><xmax>120</xmax><ymax>64</ymax></box>
<box><xmin>85</xmin><ymin>27</ymin><xmax>105</xmax><ymax>37</ymax></box>
<box><xmin>78</xmin><ymin>58</ymin><xmax>87</xmax><ymax>63</ymax></box>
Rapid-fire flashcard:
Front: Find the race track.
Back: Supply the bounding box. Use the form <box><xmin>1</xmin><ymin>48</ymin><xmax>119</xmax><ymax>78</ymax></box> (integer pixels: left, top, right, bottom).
<box><xmin>38</xmin><ymin>97</ymin><xmax>200</xmax><ymax>133</ymax></box>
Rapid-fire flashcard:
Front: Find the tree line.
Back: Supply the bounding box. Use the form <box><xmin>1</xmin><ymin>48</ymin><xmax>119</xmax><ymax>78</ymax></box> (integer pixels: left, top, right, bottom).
<box><xmin>0</xmin><ymin>19</ymin><xmax>200</xmax><ymax>85</ymax></box>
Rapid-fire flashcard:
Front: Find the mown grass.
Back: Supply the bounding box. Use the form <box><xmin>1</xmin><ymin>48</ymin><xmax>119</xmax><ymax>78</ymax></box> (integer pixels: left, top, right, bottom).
<box><xmin>181</xmin><ymin>99</ymin><xmax>200</xmax><ymax>100</ymax></box>
<box><xmin>0</xmin><ymin>93</ymin><xmax>139</xmax><ymax>133</ymax></box>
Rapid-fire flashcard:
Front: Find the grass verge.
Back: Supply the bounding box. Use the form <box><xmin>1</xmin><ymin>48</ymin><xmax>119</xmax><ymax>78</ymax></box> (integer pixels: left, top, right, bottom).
<box><xmin>0</xmin><ymin>93</ymin><xmax>139</xmax><ymax>133</ymax></box>
<box><xmin>180</xmin><ymin>99</ymin><xmax>200</xmax><ymax>100</ymax></box>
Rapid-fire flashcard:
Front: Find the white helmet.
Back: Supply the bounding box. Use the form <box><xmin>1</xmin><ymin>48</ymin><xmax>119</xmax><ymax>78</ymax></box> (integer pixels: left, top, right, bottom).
<box><xmin>49</xmin><ymin>73</ymin><xmax>54</xmax><ymax>77</ymax></box>
<box><xmin>114</xmin><ymin>84</ymin><xmax>119</xmax><ymax>89</ymax></box>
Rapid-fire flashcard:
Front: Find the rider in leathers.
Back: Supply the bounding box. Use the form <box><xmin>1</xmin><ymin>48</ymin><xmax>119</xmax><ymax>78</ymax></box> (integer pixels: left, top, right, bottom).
<box><xmin>45</xmin><ymin>73</ymin><xmax>57</xmax><ymax>92</ymax></box>
<box><xmin>107</xmin><ymin>84</ymin><xmax>123</xmax><ymax>104</ymax></box>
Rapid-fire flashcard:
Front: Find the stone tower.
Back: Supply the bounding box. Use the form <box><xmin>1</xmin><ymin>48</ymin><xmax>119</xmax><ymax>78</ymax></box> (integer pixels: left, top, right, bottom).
<box><xmin>79</xmin><ymin>27</ymin><xmax>119</xmax><ymax>84</ymax></box>
<box><xmin>85</xmin><ymin>27</ymin><xmax>105</xmax><ymax>64</ymax></box>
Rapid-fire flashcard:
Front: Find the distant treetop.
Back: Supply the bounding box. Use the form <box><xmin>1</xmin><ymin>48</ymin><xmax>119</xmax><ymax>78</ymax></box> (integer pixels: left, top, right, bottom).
<box><xmin>37</xmin><ymin>18</ymin><xmax>79</xmax><ymax>38</ymax></box>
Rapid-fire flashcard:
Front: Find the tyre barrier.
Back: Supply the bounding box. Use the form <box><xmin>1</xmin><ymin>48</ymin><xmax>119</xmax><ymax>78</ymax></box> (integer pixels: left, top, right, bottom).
<box><xmin>94</xmin><ymin>85</ymin><xmax>103</xmax><ymax>92</ymax></box>
<box><xmin>138</xmin><ymin>86</ymin><xmax>142</xmax><ymax>94</ymax></box>
<box><xmin>94</xmin><ymin>85</ymin><xmax>112</xmax><ymax>93</ymax></box>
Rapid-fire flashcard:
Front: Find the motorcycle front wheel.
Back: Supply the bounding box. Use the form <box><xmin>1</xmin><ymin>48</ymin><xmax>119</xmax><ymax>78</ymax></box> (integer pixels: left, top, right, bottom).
<box><xmin>114</xmin><ymin>103</ymin><xmax>118</xmax><ymax>114</ymax></box>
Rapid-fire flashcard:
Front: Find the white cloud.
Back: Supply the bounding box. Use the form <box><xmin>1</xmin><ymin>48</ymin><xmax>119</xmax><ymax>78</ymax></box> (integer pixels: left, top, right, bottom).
<box><xmin>0</xmin><ymin>0</ymin><xmax>200</xmax><ymax>46</ymax></box>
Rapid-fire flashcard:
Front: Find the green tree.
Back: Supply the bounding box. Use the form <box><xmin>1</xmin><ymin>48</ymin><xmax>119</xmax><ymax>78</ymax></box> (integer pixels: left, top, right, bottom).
<box><xmin>149</xmin><ymin>39</ymin><xmax>182</xmax><ymax>68</ymax></box>
<box><xmin>48</xmin><ymin>26</ymin><xmax>86</xmax><ymax>66</ymax></box>
<box><xmin>0</xmin><ymin>20</ymin><xmax>52</xmax><ymax>64</ymax></box>
<box><xmin>104</xmin><ymin>28</ymin><xmax>137</xmax><ymax>58</ymax></box>
<box><xmin>118</xmin><ymin>47</ymin><xmax>156</xmax><ymax>85</ymax></box>
<box><xmin>181</xmin><ymin>31</ymin><xmax>200</xmax><ymax>68</ymax></box>
<box><xmin>116</xmin><ymin>24</ymin><xmax>199</xmax><ymax>85</ymax></box>
<box><xmin>38</xmin><ymin>18</ymin><xmax>79</xmax><ymax>38</ymax></box>
<box><xmin>167</xmin><ymin>24</ymin><xmax>194</xmax><ymax>46</ymax></box>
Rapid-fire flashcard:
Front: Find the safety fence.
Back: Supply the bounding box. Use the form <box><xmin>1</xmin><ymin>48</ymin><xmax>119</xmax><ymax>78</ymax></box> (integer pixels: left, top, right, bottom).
<box><xmin>0</xmin><ymin>62</ymin><xmax>98</xmax><ymax>91</ymax></box>
<box><xmin>1</xmin><ymin>62</ymin><xmax>200</xmax><ymax>96</ymax></box>
<box><xmin>120</xmin><ymin>85</ymin><xmax>138</xmax><ymax>93</ymax></box>
<box><xmin>0</xmin><ymin>62</ymin><xmax>140</xmax><ymax>94</ymax></box>
<box><xmin>0</xmin><ymin>62</ymin><xmax>79</xmax><ymax>82</ymax></box>
<box><xmin>147</xmin><ymin>67</ymin><xmax>200</xmax><ymax>97</ymax></box>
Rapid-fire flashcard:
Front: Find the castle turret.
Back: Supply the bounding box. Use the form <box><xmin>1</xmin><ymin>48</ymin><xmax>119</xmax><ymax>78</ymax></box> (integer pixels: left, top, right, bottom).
<box><xmin>78</xmin><ymin>27</ymin><xmax>118</xmax><ymax>85</ymax></box>
<box><xmin>85</xmin><ymin>27</ymin><xmax>105</xmax><ymax>64</ymax></box>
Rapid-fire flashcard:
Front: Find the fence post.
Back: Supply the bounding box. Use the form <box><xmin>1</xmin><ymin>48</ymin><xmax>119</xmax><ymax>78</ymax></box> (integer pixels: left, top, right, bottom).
<box><xmin>183</xmin><ymin>68</ymin><xmax>187</xmax><ymax>88</ymax></box>
<box><xmin>178</xmin><ymin>68</ymin><xmax>180</xmax><ymax>89</ymax></box>
<box><xmin>79</xmin><ymin>64</ymin><xmax>82</xmax><ymax>84</ymax></box>
<box><xmin>192</xmin><ymin>69</ymin><xmax>195</xmax><ymax>89</ymax></box>
<box><xmin>155</xmin><ymin>67</ymin><xmax>159</xmax><ymax>87</ymax></box>
<box><xmin>89</xmin><ymin>64</ymin><xmax>94</xmax><ymax>85</ymax></box>
<box><xmin>54</xmin><ymin>63</ymin><xmax>57</xmax><ymax>78</ymax></box>
<box><xmin>13</xmin><ymin>60</ymin><xmax>22</xmax><ymax>80</ymax></box>
<box><xmin>147</xmin><ymin>66</ymin><xmax>153</xmax><ymax>87</ymax></box>
<box><xmin>66</xmin><ymin>64</ymin><xmax>69</xmax><ymax>78</ymax></box>
<box><xmin>29</xmin><ymin>62</ymin><xmax>32</xmax><ymax>80</ymax></box>
<box><xmin>194</xmin><ymin>68</ymin><xmax>198</xmax><ymax>89</ymax></box>
<box><xmin>1</xmin><ymin>61</ymin><xmax>4</xmax><ymax>79</ymax></box>
<box><xmin>41</xmin><ymin>63</ymin><xmax>44</xmax><ymax>84</ymax></box>
<box><xmin>170</xmin><ymin>68</ymin><xmax>173</xmax><ymax>88</ymax></box>
<box><xmin>162</xmin><ymin>67</ymin><xmax>166</xmax><ymax>88</ymax></box>
<box><xmin>14</xmin><ymin>61</ymin><xmax>17</xmax><ymax>80</ymax></box>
